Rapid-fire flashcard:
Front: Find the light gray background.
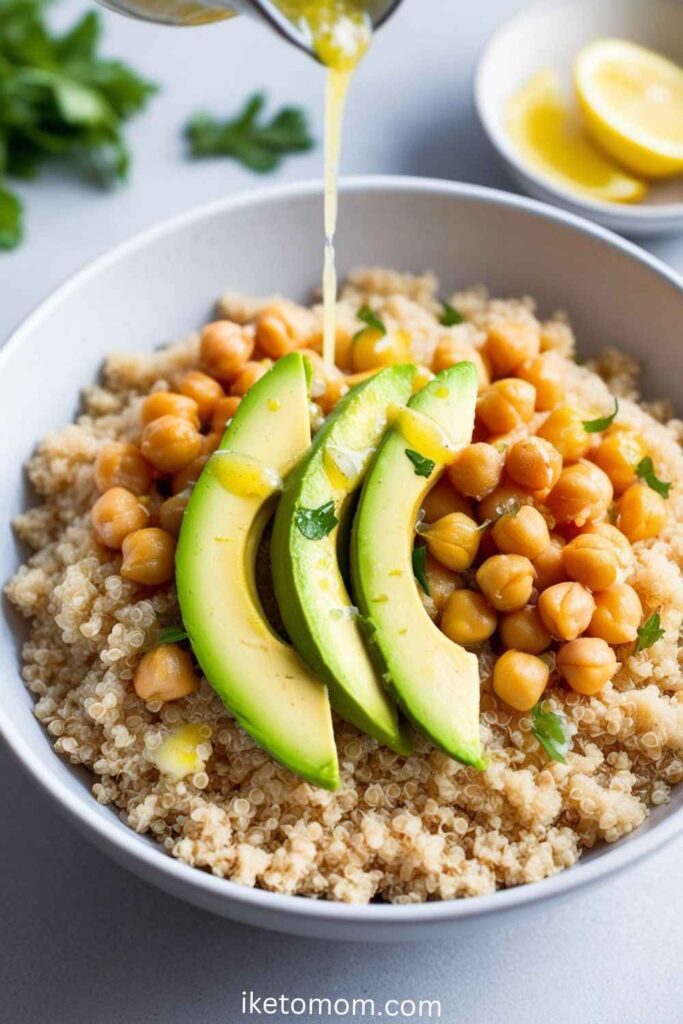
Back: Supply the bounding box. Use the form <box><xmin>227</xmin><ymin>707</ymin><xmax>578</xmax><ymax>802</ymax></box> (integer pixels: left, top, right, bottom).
<box><xmin>2</xmin><ymin>0</ymin><xmax>682</xmax><ymax>1021</ymax></box>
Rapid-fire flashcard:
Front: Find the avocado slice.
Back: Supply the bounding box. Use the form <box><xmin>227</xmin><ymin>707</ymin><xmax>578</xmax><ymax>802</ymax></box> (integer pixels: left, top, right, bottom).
<box><xmin>176</xmin><ymin>353</ymin><xmax>339</xmax><ymax>790</ymax></box>
<box><xmin>271</xmin><ymin>366</ymin><xmax>414</xmax><ymax>754</ymax></box>
<box><xmin>351</xmin><ymin>362</ymin><xmax>486</xmax><ymax>769</ymax></box>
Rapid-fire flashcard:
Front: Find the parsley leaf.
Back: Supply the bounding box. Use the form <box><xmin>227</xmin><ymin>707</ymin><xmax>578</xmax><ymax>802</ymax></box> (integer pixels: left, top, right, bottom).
<box><xmin>159</xmin><ymin>626</ymin><xmax>189</xmax><ymax>645</ymax></box>
<box><xmin>531</xmin><ymin>702</ymin><xmax>570</xmax><ymax>764</ymax></box>
<box><xmin>294</xmin><ymin>500</ymin><xmax>338</xmax><ymax>540</ymax></box>
<box><xmin>353</xmin><ymin>305</ymin><xmax>386</xmax><ymax>341</ymax></box>
<box><xmin>405</xmin><ymin>448</ymin><xmax>435</xmax><ymax>478</ymax></box>
<box><xmin>635</xmin><ymin>612</ymin><xmax>665</xmax><ymax>653</ymax></box>
<box><xmin>186</xmin><ymin>93</ymin><xmax>314</xmax><ymax>174</ymax></box>
<box><xmin>412</xmin><ymin>545</ymin><xmax>430</xmax><ymax>595</ymax></box>
<box><xmin>0</xmin><ymin>185</ymin><xmax>22</xmax><ymax>249</ymax></box>
<box><xmin>440</xmin><ymin>301</ymin><xmax>463</xmax><ymax>326</ymax></box>
<box><xmin>636</xmin><ymin>456</ymin><xmax>672</xmax><ymax>498</ymax></box>
<box><xmin>583</xmin><ymin>398</ymin><xmax>619</xmax><ymax>433</ymax></box>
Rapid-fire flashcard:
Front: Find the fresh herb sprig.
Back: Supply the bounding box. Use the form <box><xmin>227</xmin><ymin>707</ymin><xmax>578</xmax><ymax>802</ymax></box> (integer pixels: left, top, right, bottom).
<box><xmin>158</xmin><ymin>626</ymin><xmax>189</xmax><ymax>645</ymax></box>
<box><xmin>412</xmin><ymin>545</ymin><xmax>430</xmax><ymax>595</ymax></box>
<box><xmin>0</xmin><ymin>0</ymin><xmax>157</xmax><ymax>250</ymax></box>
<box><xmin>294</xmin><ymin>500</ymin><xmax>338</xmax><ymax>541</ymax></box>
<box><xmin>353</xmin><ymin>305</ymin><xmax>386</xmax><ymax>341</ymax></box>
<box><xmin>635</xmin><ymin>612</ymin><xmax>666</xmax><ymax>653</ymax></box>
<box><xmin>186</xmin><ymin>93</ymin><xmax>314</xmax><ymax>174</ymax></box>
<box><xmin>583</xmin><ymin>398</ymin><xmax>619</xmax><ymax>433</ymax></box>
<box><xmin>636</xmin><ymin>456</ymin><xmax>672</xmax><ymax>498</ymax></box>
<box><xmin>531</xmin><ymin>702</ymin><xmax>571</xmax><ymax>764</ymax></box>
<box><xmin>405</xmin><ymin>449</ymin><xmax>435</xmax><ymax>478</ymax></box>
<box><xmin>440</xmin><ymin>301</ymin><xmax>463</xmax><ymax>327</ymax></box>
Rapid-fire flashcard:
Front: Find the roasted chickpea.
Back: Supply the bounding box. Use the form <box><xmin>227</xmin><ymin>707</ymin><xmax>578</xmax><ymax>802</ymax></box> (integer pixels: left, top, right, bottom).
<box><xmin>476</xmin><ymin>378</ymin><xmax>536</xmax><ymax>435</ymax></box>
<box><xmin>134</xmin><ymin>643</ymin><xmax>198</xmax><ymax>702</ymax></box>
<box><xmin>532</xmin><ymin>534</ymin><xmax>568</xmax><ymax>590</ymax></box>
<box><xmin>562</xmin><ymin>533</ymin><xmax>620</xmax><ymax>591</ymax></box>
<box><xmin>538</xmin><ymin>581</ymin><xmax>595</xmax><ymax>641</ymax></box>
<box><xmin>422</xmin><ymin>513</ymin><xmax>482</xmax><ymax>572</ymax></box>
<box><xmin>421</xmin><ymin>477</ymin><xmax>473</xmax><ymax>523</ymax></box>
<box><xmin>199</xmin><ymin>320</ymin><xmax>254</xmax><ymax>382</ymax></box>
<box><xmin>485</xmin><ymin>320</ymin><xmax>540</xmax><ymax>376</ymax></box>
<box><xmin>432</xmin><ymin>338</ymin><xmax>490</xmax><ymax>390</ymax></box>
<box><xmin>447</xmin><ymin>443</ymin><xmax>504</xmax><ymax>501</ymax></box>
<box><xmin>547</xmin><ymin>461</ymin><xmax>613</xmax><ymax>527</ymax></box>
<box><xmin>352</xmin><ymin>327</ymin><xmax>410</xmax><ymax>372</ymax></box>
<box><xmin>159</xmin><ymin>491</ymin><xmax>190</xmax><ymax>537</ymax></box>
<box><xmin>557</xmin><ymin>637</ymin><xmax>617</xmax><ymax>696</ymax></box>
<box><xmin>493</xmin><ymin>650</ymin><xmax>550</xmax><ymax>712</ymax></box>
<box><xmin>211</xmin><ymin>395</ymin><xmax>241</xmax><ymax>435</ymax></box>
<box><xmin>506</xmin><ymin>436</ymin><xmax>562</xmax><ymax>494</ymax></box>
<box><xmin>91</xmin><ymin>486</ymin><xmax>149</xmax><ymax>550</ymax></box>
<box><xmin>171</xmin><ymin>454</ymin><xmax>209</xmax><ymax>495</ymax></box>
<box><xmin>617</xmin><ymin>484</ymin><xmax>668</xmax><ymax>543</ymax></box>
<box><xmin>93</xmin><ymin>442</ymin><xmax>152</xmax><ymax>496</ymax></box>
<box><xmin>516</xmin><ymin>352</ymin><xmax>565</xmax><ymax>411</ymax></box>
<box><xmin>476</xmin><ymin>554</ymin><xmax>535</xmax><ymax>612</ymax></box>
<box><xmin>230</xmin><ymin>360</ymin><xmax>273</xmax><ymax>397</ymax></box>
<box><xmin>499</xmin><ymin>606</ymin><xmax>552</xmax><ymax>654</ymax></box>
<box><xmin>536</xmin><ymin>406</ymin><xmax>591</xmax><ymax>463</ymax></box>
<box><xmin>140</xmin><ymin>415</ymin><xmax>203</xmax><ymax>474</ymax></box>
<box><xmin>491</xmin><ymin>505</ymin><xmax>550</xmax><ymax>560</ymax></box>
<box><xmin>582</xmin><ymin>522</ymin><xmax>635</xmax><ymax>579</ymax></box>
<box><xmin>588</xmin><ymin>583</ymin><xmax>642</xmax><ymax>644</ymax></box>
<box><xmin>256</xmin><ymin>303</ymin><xmax>308</xmax><ymax>359</ymax></box>
<box><xmin>478</xmin><ymin>483</ymin><xmax>533</xmax><ymax>524</ymax></box>
<box><xmin>425</xmin><ymin>553</ymin><xmax>460</xmax><ymax>614</ymax></box>
<box><xmin>140</xmin><ymin>391</ymin><xmax>200</xmax><ymax>430</ymax></box>
<box><xmin>120</xmin><ymin>527</ymin><xmax>176</xmax><ymax>586</ymax></box>
<box><xmin>177</xmin><ymin>370</ymin><xmax>224</xmax><ymax>422</ymax></box>
<box><xmin>200</xmin><ymin>432</ymin><xmax>222</xmax><ymax>456</ymax></box>
<box><xmin>593</xmin><ymin>428</ymin><xmax>647</xmax><ymax>495</ymax></box>
<box><xmin>441</xmin><ymin>589</ymin><xmax>497</xmax><ymax>646</ymax></box>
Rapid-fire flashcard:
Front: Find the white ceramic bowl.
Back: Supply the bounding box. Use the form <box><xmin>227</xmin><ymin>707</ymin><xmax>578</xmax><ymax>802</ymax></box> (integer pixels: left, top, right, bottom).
<box><xmin>2</xmin><ymin>177</ymin><xmax>683</xmax><ymax>941</ymax></box>
<box><xmin>475</xmin><ymin>0</ymin><xmax>683</xmax><ymax>237</ymax></box>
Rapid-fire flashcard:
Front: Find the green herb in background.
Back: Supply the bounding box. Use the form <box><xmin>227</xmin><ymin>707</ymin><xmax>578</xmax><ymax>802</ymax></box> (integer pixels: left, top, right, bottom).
<box><xmin>635</xmin><ymin>612</ymin><xmax>665</xmax><ymax>653</ymax></box>
<box><xmin>412</xmin><ymin>545</ymin><xmax>430</xmax><ymax>595</ymax></box>
<box><xmin>582</xmin><ymin>397</ymin><xmax>619</xmax><ymax>433</ymax></box>
<box><xmin>531</xmin><ymin>702</ymin><xmax>571</xmax><ymax>763</ymax></box>
<box><xmin>440</xmin><ymin>301</ymin><xmax>463</xmax><ymax>327</ymax></box>
<box><xmin>0</xmin><ymin>0</ymin><xmax>157</xmax><ymax>250</ymax></box>
<box><xmin>186</xmin><ymin>93</ymin><xmax>314</xmax><ymax>174</ymax></box>
<box><xmin>158</xmin><ymin>626</ymin><xmax>189</xmax><ymax>645</ymax></box>
<box><xmin>353</xmin><ymin>305</ymin><xmax>386</xmax><ymax>339</ymax></box>
<box><xmin>636</xmin><ymin>456</ymin><xmax>672</xmax><ymax>498</ymax></box>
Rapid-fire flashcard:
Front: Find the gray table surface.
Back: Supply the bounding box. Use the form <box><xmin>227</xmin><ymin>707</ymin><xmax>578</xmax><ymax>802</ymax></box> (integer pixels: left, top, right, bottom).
<box><xmin>2</xmin><ymin>0</ymin><xmax>682</xmax><ymax>1021</ymax></box>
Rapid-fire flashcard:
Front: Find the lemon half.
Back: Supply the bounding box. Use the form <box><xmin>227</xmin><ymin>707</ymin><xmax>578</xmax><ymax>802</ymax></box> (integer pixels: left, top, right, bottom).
<box><xmin>575</xmin><ymin>39</ymin><xmax>683</xmax><ymax>179</ymax></box>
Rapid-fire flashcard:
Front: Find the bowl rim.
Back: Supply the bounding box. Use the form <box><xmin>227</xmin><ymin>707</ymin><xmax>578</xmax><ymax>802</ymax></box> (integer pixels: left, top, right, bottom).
<box><xmin>473</xmin><ymin>0</ymin><xmax>683</xmax><ymax>223</ymax></box>
<box><xmin>3</xmin><ymin>174</ymin><xmax>683</xmax><ymax>926</ymax></box>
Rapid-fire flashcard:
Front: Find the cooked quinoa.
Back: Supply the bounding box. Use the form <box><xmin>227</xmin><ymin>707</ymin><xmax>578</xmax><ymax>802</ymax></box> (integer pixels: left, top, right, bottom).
<box><xmin>7</xmin><ymin>268</ymin><xmax>683</xmax><ymax>904</ymax></box>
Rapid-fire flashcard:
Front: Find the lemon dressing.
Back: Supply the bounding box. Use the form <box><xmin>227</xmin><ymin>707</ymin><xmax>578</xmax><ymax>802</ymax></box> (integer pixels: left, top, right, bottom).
<box><xmin>210</xmin><ymin>450</ymin><xmax>283</xmax><ymax>498</ymax></box>
<box><xmin>388</xmin><ymin>404</ymin><xmax>460</xmax><ymax>465</ymax></box>
<box><xmin>322</xmin><ymin>441</ymin><xmax>374</xmax><ymax>489</ymax></box>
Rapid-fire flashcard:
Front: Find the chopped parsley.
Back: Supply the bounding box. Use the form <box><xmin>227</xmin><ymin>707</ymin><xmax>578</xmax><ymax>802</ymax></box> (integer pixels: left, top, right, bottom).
<box><xmin>635</xmin><ymin>612</ymin><xmax>665</xmax><ymax>653</ymax></box>
<box><xmin>405</xmin><ymin>448</ymin><xmax>435</xmax><ymax>478</ymax></box>
<box><xmin>439</xmin><ymin>301</ymin><xmax>464</xmax><ymax>327</ymax></box>
<box><xmin>582</xmin><ymin>398</ymin><xmax>619</xmax><ymax>433</ymax></box>
<box><xmin>159</xmin><ymin>626</ymin><xmax>189</xmax><ymax>645</ymax></box>
<box><xmin>294</xmin><ymin>499</ymin><xmax>338</xmax><ymax>540</ymax></box>
<box><xmin>636</xmin><ymin>456</ymin><xmax>672</xmax><ymax>498</ymax></box>
<box><xmin>412</xmin><ymin>545</ymin><xmax>430</xmax><ymax>595</ymax></box>
<box><xmin>531</xmin><ymin>702</ymin><xmax>571</xmax><ymax>764</ymax></box>
<box><xmin>353</xmin><ymin>305</ymin><xmax>386</xmax><ymax>341</ymax></box>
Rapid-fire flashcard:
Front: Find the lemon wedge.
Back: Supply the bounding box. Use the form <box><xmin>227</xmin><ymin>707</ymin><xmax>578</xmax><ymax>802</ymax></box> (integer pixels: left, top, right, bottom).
<box><xmin>507</xmin><ymin>69</ymin><xmax>646</xmax><ymax>204</ymax></box>
<box><xmin>575</xmin><ymin>39</ymin><xmax>683</xmax><ymax>178</ymax></box>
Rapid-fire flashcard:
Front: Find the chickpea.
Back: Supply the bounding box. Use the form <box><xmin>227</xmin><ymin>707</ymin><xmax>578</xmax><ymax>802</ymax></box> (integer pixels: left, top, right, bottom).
<box><xmin>593</xmin><ymin>428</ymin><xmax>647</xmax><ymax>495</ymax></box>
<box><xmin>588</xmin><ymin>583</ymin><xmax>642</xmax><ymax>644</ymax></box>
<box><xmin>211</xmin><ymin>395</ymin><xmax>241</xmax><ymax>435</ymax></box>
<box><xmin>91</xmin><ymin>487</ymin><xmax>148</xmax><ymax>549</ymax></box>
<box><xmin>134</xmin><ymin>643</ymin><xmax>198</xmax><ymax>702</ymax></box>
<box><xmin>562</xmin><ymin>532</ymin><xmax>620</xmax><ymax>591</ymax></box>
<box><xmin>201</xmin><ymin>432</ymin><xmax>222</xmax><ymax>456</ymax></box>
<box><xmin>476</xmin><ymin>379</ymin><xmax>536</xmax><ymax>435</ymax></box>
<box><xmin>536</xmin><ymin>406</ymin><xmax>591</xmax><ymax>463</ymax></box>
<box><xmin>177</xmin><ymin>370</ymin><xmax>224</xmax><ymax>422</ymax></box>
<box><xmin>478</xmin><ymin>484</ymin><xmax>533</xmax><ymax>524</ymax></box>
<box><xmin>447</xmin><ymin>443</ymin><xmax>504</xmax><ymax>501</ymax></box>
<box><xmin>485</xmin><ymin>320</ymin><xmax>540</xmax><ymax>377</ymax></box>
<box><xmin>582</xmin><ymin>522</ymin><xmax>635</xmax><ymax>579</ymax></box>
<box><xmin>538</xmin><ymin>581</ymin><xmax>595</xmax><ymax>641</ymax></box>
<box><xmin>506</xmin><ymin>436</ymin><xmax>562</xmax><ymax>494</ymax></box>
<box><xmin>140</xmin><ymin>391</ymin><xmax>200</xmax><ymax>431</ymax></box>
<box><xmin>493</xmin><ymin>650</ymin><xmax>550</xmax><ymax>712</ymax></box>
<box><xmin>230</xmin><ymin>360</ymin><xmax>272</xmax><ymax>398</ymax></box>
<box><xmin>432</xmin><ymin>338</ymin><xmax>490</xmax><ymax>390</ymax></box>
<box><xmin>425</xmin><ymin>553</ymin><xmax>460</xmax><ymax>614</ymax></box>
<box><xmin>199</xmin><ymin>320</ymin><xmax>254</xmax><ymax>382</ymax></box>
<box><xmin>499</xmin><ymin>607</ymin><xmax>552</xmax><ymax>655</ymax></box>
<box><xmin>547</xmin><ymin>461</ymin><xmax>613</xmax><ymax>527</ymax></box>
<box><xmin>140</xmin><ymin>415</ymin><xmax>203</xmax><ymax>474</ymax></box>
<box><xmin>172</xmin><ymin>454</ymin><xmax>209</xmax><ymax>495</ymax></box>
<box><xmin>421</xmin><ymin>477</ymin><xmax>473</xmax><ymax>523</ymax></box>
<box><xmin>422</xmin><ymin>513</ymin><xmax>482</xmax><ymax>572</ymax></box>
<box><xmin>476</xmin><ymin>554</ymin><xmax>535</xmax><ymax>612</ymax></box>
<box><xmin>557</xmin><ymin>637</ymin><xmax>617</xmax><ymax>696</ymax></box>
<box><xmin>159</xmin><ymin>491</ymin><xmax>190</xmax><ymax>537</ymax></box>
<box><xmin>441</xmin><ymin>589</ymin><xmax>497</xmax><ymax>646</ymax></box>
<box><xmin>491</xmin><ymin>505</ymin><xmax>550</xmax><ymax>560</ymax></box>
<box><xmin>532</xmin><ymin>534</ymin><xmax>568</xmax><ymax>590</ymax></box>
<box><xmin>617</xmin><ymin>484</ymin><xmax>668</xmax><ymax>543</ymax></box>
<box><xmin>516</xmin><ymin>352</ymin><xmax>565</xmax><ymax>411</ymax></box>
<box><xmin>120</xmin><ymin>527</ymin><xmax>176</xmax><ymax>586</ymax></box>
<box><xmin>352</xmin><ymin>327</ymin><xmax>410</xmax><ymax>373</ymax></box>
<box><xmin>256</xmin><ymin>304</ymin><xmax>308</xmax><ymax>359</ymax></box>
<box><xmin>93</xmin><ymin>442</ymin><xmax>152</xmax><ymax>496</ymax></box>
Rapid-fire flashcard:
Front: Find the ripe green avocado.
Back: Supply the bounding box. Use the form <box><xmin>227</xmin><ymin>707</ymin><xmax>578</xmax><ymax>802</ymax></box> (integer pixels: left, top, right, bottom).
<box><xmin>271</xmin><ymin>366</ymin><xmax>414</xmax><ymax>754</ymax></box>
<box><xmin>351</xmin><ymin>362</ymin><xmax>486</xmax><ymax>770</ymax></box>
<box><xmin>175</xmin><ymin>353</ymin><xmax>339</xmax><ymax>790</ymax></box>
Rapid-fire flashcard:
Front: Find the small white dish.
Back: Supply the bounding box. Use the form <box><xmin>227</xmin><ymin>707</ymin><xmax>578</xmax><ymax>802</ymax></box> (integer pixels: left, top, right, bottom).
<box><xmin>475</xmin><ymin>0</ymin><xmax>683</xmax><ymax>237</ymax></box>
